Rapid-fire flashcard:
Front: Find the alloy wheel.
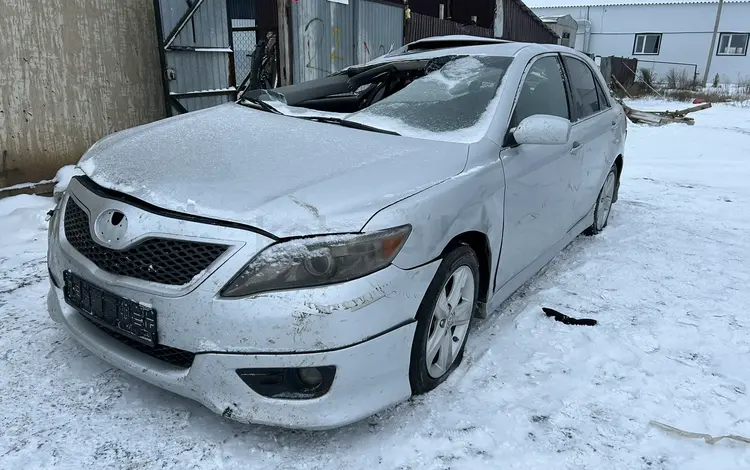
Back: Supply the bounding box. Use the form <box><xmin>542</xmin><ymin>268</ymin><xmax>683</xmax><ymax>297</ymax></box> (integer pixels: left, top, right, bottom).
<box><xmin>424</xmin><ymin>265</ymin><xmax>475</xmax><ymax>379</ymax></box>
<box><xmin>597</xmin><ymin>171</ymin><xmax>617</xmax><ymax>229</ymax></box>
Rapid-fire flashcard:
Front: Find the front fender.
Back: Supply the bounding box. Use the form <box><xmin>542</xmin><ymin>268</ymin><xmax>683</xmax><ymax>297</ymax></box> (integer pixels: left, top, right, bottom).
<box><xmin>362</xmin><ymin>154</ymin><xmax>506</xmax><ymax>279</ymax></box>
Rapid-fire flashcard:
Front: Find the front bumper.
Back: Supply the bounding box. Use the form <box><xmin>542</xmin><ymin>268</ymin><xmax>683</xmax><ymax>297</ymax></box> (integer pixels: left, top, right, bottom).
<box><xmin>48</xmin><ymin>283</ymin><xmax>417</xmax><ymax>429</ymax></box>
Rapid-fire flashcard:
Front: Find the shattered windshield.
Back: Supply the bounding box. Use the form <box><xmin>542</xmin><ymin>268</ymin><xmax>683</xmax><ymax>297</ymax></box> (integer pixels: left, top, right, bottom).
<box><xmin>240</xmin><ymin>54</ymin><xmax>513</xmax><ymax>143</ymax></box>
<box><xmin>347</xmin><ymin>56</ymin><xmax>512</xmax><ymax>141</ymax></box>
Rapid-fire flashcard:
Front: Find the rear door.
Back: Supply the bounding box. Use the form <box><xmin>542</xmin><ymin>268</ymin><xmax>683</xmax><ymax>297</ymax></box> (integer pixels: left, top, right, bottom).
<box><xmin>494</xmin><ymin>54</ymin><xmax>578</xmax><ymax>290</ymax></box>
<box><xmin>560</xmin><ymin>55</ymin><xmax>618</xmax><ymax>223</ymax></box>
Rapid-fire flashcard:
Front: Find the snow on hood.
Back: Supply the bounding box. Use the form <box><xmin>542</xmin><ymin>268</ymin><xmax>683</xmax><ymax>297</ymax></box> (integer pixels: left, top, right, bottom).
<box><xmin>77</xmin><ymin>103</ymin><xmax>469</xmax><ymax>238</ymax></box>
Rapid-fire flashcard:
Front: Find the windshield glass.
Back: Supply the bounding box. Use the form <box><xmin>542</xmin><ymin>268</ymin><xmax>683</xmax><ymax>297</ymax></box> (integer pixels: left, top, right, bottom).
<box><xmin>348</xmin><ymin>56</ymin><xmax>511</xmax><ymax>142</ymax></box>
<box><xmin>240</xmin><ymin>54</ymin><xmax>513</xmax><ymax>143</ymax></box>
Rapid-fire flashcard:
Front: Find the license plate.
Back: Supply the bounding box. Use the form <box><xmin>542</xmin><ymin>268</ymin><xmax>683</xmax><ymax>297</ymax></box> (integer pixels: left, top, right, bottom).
<box><xmin>63</xmin><ymin>271</ymin><xmax>158</xmax><ymax>347</ymax></box>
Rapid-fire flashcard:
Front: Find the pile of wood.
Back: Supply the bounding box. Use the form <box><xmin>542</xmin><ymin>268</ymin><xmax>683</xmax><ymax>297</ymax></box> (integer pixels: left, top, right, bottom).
<box><xmin>609</xmin><ymin>73</ymin><xmax>713</xmax><ymax>126</ymax></box>
<box><xmin>621</xmin><ymin>102</ymin><xmax>712</xmax><ymax>126</ymax></box>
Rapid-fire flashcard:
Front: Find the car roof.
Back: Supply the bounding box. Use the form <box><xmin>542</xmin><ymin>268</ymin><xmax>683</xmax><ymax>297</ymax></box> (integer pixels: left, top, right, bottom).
<box><xmin>365</xmin><ymin>35</ymin><xmax>580</xmax><ymax>65</ymax></box>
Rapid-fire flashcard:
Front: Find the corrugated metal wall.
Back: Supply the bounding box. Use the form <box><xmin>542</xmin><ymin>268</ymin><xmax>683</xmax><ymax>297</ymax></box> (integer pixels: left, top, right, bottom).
<box><xmin>291</xmin><ymin>0</ymin><xmax>404</xmax><ymax>83</ymax></box>
<box><xmin>405</xmin><ymin>12</ymin><xmax>494</xmax><ymax>43</ymax></box>
<box><xmin>291</xmin><ymin>0</ymin><xmax>355</xmax><ymax>83</ymax></box>
<box><xmin>357</xmin><ymin>1</ymin><xmax>404</xmax><ymax>64</ymax></box>
<box><xmin>501</xmin><ymin>0</ymin><xmax>558</xmax><ymax>44</ymax></box>
<box><xmin>157</xmin><ymin>0</ymin><xmax>235</xmax><ymax>113</ymax></box>
<box><xmin>0</xmin><ymin>0</ymin><xmax>165</xmax><ymax>187</ymax></box>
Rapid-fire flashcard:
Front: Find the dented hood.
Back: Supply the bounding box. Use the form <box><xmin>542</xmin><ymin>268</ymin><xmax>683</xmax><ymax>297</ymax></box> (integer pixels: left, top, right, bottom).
<box><xmin>78</xmin><ymin>103</ymin><xmax>468</xmax><ymax>238</ymax></box>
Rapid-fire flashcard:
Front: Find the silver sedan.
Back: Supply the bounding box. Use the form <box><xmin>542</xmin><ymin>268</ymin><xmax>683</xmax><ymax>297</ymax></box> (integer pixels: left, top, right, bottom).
<box><xmin>46</xmin><ymin>36</ymin><xmax>626</xmax><ymax>429</ymax></box>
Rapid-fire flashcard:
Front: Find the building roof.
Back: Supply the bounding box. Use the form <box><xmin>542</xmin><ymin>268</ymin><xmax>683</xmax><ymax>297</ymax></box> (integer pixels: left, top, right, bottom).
<box><xmin>526</xmin><ymin>0</ymin><xmax>748</xmax><ymax>8</ymax></box>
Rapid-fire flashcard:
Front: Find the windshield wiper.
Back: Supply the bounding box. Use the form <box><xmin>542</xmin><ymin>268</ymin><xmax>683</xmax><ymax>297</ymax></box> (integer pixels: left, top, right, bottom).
<box><xmin>300</xmin><ymin>116</ymin><xmax>401</xmax><ymax>136</ymax></box>
<box><xmin>240</xmin><ymin>97</ymin><xmax>281</xmax><ymax>114</ymax></box>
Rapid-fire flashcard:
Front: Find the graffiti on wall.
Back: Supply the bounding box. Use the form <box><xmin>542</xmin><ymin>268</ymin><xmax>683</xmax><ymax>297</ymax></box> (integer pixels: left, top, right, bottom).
<box><xmin>302</xmin><ymin>17</ymin><xmax>396</xmax><ymax>77</ymax></box>
<box><xmin>304</xmin><ymin>18</ymin><xmax>346</xmax><ymax>74</ymax></box>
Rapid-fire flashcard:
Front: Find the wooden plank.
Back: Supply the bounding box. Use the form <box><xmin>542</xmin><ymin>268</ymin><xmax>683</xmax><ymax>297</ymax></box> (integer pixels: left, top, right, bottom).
<box><xmin>0</xmin><ymin>181</ymin><xmax>55</xmax><ymax>199</ymax></box>
<box><xmin>611</xmin><ymin>74</ymin><xmax>632</xmax><ymax>98</ymax></box>
<box><xmin>657</xmin><ymin>103</ymin><xmax>712</xmax><ymax>117</ymax></box>
<box><xmin>626</xmin><ymin>110</ymin><xmax>665</xmax><ymax>125</ymax></box>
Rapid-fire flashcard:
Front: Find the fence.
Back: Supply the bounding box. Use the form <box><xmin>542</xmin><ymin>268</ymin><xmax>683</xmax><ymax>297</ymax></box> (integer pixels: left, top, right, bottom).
<box><xmin>405</xmin><ymin>12</ymin><xmax>494</xmax><ymax>43</ymax></box>
<box><xmin>290</xmin><ymin>0</ymin><xmax>404</xmax><ymax>83</ymax></box>
<box><xmin>598</xmin><ymin>56</ymin><xmax>638</xmax><ymax>88</ymax></box>
<box><xmin>634</xmin><ymin>60</ymin><xmax>699</xmax><ymax>87</ymax></box>
<box><xmin>228</xmin><ymin>0</ymin><xmax>280</xmax><ymax>93</ymax></box>
<box><xmin>499</xmin><ymin>0</ymin><xmax>558</xmax><ymax>44</ymax></box>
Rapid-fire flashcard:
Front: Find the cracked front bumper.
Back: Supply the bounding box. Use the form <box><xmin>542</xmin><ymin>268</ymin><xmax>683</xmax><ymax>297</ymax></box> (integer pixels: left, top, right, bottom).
<box><xmin>48</xmin><ymin>282</ymin><xmax>420</xmax><ymax>430</ymax></box>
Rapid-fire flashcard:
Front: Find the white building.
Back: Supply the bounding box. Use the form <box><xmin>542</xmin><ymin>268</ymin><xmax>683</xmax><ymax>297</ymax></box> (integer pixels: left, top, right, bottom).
<box><xmin>527</xmin><ymin>0</ymin><xmax>750</xmax><ymax>84</ymax></box>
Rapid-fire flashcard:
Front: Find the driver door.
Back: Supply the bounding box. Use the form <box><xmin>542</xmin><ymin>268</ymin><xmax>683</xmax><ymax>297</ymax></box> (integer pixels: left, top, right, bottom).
<box><xmin>494</xmin><ymin>54</ymin><xmax>582</xmax><ymax>290</ymax></box>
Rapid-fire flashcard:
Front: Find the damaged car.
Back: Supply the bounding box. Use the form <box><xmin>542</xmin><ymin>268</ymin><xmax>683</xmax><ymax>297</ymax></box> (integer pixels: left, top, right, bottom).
<box><xmin>47</xmin><ymin>36</ymin><xmax>626</xmax><ymax>429</ymax></box>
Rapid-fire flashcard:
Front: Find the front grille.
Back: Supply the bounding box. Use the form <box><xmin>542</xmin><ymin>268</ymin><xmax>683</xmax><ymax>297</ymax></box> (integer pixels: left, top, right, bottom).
<box><xmin>82</xmin><ymin>314</ymin><xmax>196</xmax><ymax>369</ymax></box>
<box><xmin>63</xmin><ymin>198</ymin><xmax>228</xmax><ymax>285</ymax></box>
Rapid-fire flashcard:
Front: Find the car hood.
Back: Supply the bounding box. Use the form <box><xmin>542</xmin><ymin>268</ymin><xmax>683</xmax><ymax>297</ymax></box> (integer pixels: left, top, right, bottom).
<box><xmin>78</xmin><ymin>103</ymin><xmax>469</xmax><ymax>238</ymax></box>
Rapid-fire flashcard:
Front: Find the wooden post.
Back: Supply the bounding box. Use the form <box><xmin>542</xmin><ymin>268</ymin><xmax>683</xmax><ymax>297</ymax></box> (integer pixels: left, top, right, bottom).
<box><xmin>277</xmin><ymin>0</ymin><xmax>292</xmax><ymax>86</ymax></box>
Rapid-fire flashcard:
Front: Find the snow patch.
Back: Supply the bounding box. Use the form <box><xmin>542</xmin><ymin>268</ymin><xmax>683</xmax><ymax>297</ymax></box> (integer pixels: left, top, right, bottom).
<box><xmin>0</xmin><ymin>194</ymin><xmax>54</xmax><ymax>218</ymax></box>
<box><xmin>78</xmin><ymin>157</ymin><xmax>96</xmax><ymax>175</ymax></box>
<box><xmin>53</xmin><ymin>165</ymin><xmax>83</xmax><ymax>196</ymax></box>
<box><xmin>423</xmin><ymin>56</ymin><xmax>485</xmax><ymax>90</ymax></box>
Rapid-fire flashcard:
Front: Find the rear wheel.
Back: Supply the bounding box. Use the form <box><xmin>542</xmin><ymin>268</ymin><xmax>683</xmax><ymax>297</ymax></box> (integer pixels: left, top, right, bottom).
<box><xmin>409</xmin><ymin>245</ymin><xmax>479</xmax><ymax>394</ymax></box>
<box><xmin>585</xmin><ymin>165</ymin><xmax>618</xmax><ymax>235</ymax></box>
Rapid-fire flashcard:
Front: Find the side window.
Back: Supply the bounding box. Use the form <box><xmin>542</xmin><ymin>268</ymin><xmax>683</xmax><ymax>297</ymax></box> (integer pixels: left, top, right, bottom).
<box><xmin>510</xmin><ymin>56</ymin><xmax>570</xmax><ymax>130</ymax></box>
<box><xmin>562</xmin><ymin>56</ymin><xmax>601</xmax><ymax>121</ymax></box>
<box><xmin>595</xmin><ymin>78</ymin><xmax>610</xmax><ymax>109</ymax></box>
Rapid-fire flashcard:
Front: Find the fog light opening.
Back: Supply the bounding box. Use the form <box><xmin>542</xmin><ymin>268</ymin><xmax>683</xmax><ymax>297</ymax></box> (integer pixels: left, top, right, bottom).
<box><xmin>297</xmin><ymin>367</ymin><xmax>324</xmax><ymax>389</ymax></box>
<box><xmin>237</xmin><ymin>366</ymin><xmax>336</xmax><ymax>400</ymax></box>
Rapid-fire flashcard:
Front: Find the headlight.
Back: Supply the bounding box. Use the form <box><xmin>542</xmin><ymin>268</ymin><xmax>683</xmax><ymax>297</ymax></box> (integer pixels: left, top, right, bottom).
<box><xmin>220</xmin><ymin>225</ymin><xmax>411</xmax><ymax>298</ymax></box>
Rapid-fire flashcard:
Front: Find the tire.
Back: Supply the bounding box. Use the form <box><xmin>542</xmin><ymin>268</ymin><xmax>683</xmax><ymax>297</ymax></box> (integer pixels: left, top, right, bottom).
<box><xmin>584</xmin><ymin>164</ymin><xmax>618</xmax><ymax>236</ymax></box>
<box><xmin>409</xmin><ymin>245</ymin><xmax>480</xmax><ymax>395</ymax></box>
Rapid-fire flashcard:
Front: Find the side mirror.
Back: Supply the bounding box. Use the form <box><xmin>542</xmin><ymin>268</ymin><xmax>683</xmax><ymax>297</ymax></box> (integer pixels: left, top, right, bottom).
<box><xmin>512</xmin><ymin>115</ymin><xmax>571</xmax><ymax>145</ymax></box>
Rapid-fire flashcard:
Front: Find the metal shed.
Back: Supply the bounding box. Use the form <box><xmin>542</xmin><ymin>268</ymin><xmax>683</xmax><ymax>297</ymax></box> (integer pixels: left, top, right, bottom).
<box><xmin>540</xmin><ymin>14</ymin><xmax>579</xmax><ymax>47</ymax></box>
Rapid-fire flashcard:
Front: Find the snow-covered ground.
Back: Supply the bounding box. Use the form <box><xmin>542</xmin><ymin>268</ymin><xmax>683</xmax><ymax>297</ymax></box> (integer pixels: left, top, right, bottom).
<box><xmin>1</xmin><ymin>100</ymin><xmax>749</xmax><ymax>469</ymax></box>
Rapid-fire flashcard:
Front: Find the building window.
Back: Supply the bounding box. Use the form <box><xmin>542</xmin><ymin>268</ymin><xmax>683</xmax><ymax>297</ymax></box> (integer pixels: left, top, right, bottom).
<box><xmin>633</xmin><ymin>33</ymin><xmax>662</xmax><ymax>55</ymax></box>
<box><xmin>717</xmin><ymin>33</ymin><xmax>748</xmax><ymax>56</ymax></box>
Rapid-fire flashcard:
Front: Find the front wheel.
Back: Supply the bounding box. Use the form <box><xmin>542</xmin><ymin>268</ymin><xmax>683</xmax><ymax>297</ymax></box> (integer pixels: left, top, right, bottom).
<box><xmin>585</xmin><ymin>165</ymin><xmax>618</xmax><ymax>235</ymax></box>
<box><xmin>409</xmin><ymin>245</ymin><xmax>479</xmax><ymax>395</ymax></box>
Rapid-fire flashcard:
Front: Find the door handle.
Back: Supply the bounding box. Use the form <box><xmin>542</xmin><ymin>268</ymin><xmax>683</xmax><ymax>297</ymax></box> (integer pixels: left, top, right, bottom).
<box><xmin>570</xmin><ymin>141</ymin><xmax>582</xmax><ymax>154</ymax></box>
<box><xmin>610</xmin><ymin>121</ymin><xmax>618</xmax><ymax>130</ymax></box>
